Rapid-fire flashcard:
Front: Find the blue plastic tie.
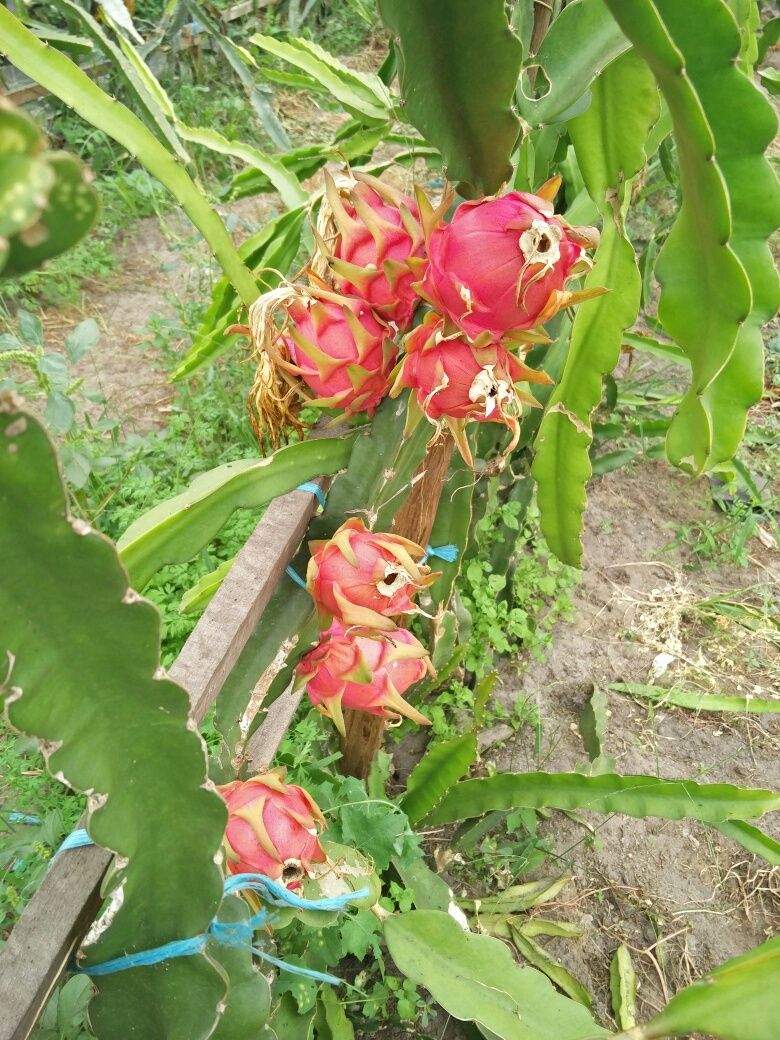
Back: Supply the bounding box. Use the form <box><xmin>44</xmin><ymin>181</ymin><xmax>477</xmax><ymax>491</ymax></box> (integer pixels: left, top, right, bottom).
<box><xmin>55</xmin><ymin>828</ymin><xmax>93</xmax><ymax>857</ymax></box>
<box><xmin>285</xmin><ymin>565</ymin><xmax>308</xmax><ymax>589</ymax></box>
<box><xmin>284</xmin><ymin>483</ymin><xmax>326</xmax><ymax>591</ymax></box>
<box><xmin>73</xmin><ymin>873</ymin><xmax>361</xmax><ymax>983</ymax></box>
<box><xmin>295</xmin><ymin>481</ymin><xmax>326</xmax><ymax>509</ymax></box>
<box><xmin>225</xmin><ymin>872</ymin><xmax>369</xmax><ymax>912</ymax></box>
<box><xmin>423</xmin><ymin>543</ymin><xmax>460</xmax><ymax>564</ymax></box>
<box><xmin>6</xmin><ymin>812</ymin><xmax>41</xmax><ymax>826</ymax></box>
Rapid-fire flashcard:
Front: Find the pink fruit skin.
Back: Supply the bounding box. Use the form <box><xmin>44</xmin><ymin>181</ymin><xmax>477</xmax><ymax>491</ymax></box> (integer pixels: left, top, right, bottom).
<box><xmin>306</xmin><ymin>518</ymin><xmax>434</xmax><ymax>631</ymax></box>
<box><xmin>218</xmin><ymin>772</ymin><xmax>327</xmax><ymax>885</ymax></box>
<box><xmin>331</xmin><ymin>180</ymin><xmax>425</xmax><ymax>328</ymax></box>
<box><xmin>284</xmin><ymin>295</ymin><xmax>396</xmax><ymax>416</ymax></box>
<box><xmin>420</xmin><ymin>191</ymin><xmax>583</xmax><ymax>337</ymax></box>
<box><xmin>398</xmin><ymin>317</ymin><xmax>533</xmax><ymax>422</ymax></box>
<box><xmin>299</xmin><ymin>623</ymin><xmax>428</xmax><ymax>717</ymax></box>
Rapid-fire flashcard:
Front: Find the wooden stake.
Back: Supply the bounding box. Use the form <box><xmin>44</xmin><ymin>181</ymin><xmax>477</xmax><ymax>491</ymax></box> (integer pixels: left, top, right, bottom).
<box><xmin>338</xmin><ymin>432</ymin><xmax>455</xmax><ymax>779</ymax></box>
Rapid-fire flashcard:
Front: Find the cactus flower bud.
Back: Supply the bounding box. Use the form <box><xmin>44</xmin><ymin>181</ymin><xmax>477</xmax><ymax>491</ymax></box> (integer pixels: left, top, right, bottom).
<box><xmin>296</xmin><ymin>622</ymin><xmax>433</xmax><ymax>735</ymax></box>
<box><xmin>306</xmin><ymin>517</ymin><xmax>438</xmax><ymax>631</ymax></box>
<box><xmin>247</xmin><ymin>284</ymin><xmax>397</xmax><ymax>445</ymax></box>
<box><xmin>418</xmin><ymin>179</ymin><xmax>601</xmax><ymax>339</ymax></box>
<box><xmin>217</xmin><ymin>768</ymin><xmax>327</xmax><ymax>888</ymax></box>
<box><xmin>391</xmin><ymin>313</ymin><xmax>552</xmax><ymax>465</ymax></box>
<box><xmin>315</xmin><ymin>170</ymin><xmax>430</xmax><ymax>329</ymax></box>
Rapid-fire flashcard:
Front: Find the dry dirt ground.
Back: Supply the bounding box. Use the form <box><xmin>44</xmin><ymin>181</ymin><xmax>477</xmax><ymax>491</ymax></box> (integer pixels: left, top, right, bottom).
<box><xmin>40</xmin><ymin>193</ymin><xmax>279</xmax><ymax>432</ymax></box>
<box><xmin>474</xmin><ymin>462</ymin><xmax>780</xmax><ymax>1029</ymax></box>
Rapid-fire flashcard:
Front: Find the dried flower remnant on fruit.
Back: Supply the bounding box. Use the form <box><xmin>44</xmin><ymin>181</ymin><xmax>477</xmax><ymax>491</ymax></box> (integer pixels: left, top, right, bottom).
<box><xmin>306</xmin><ymin>517</ymin><xmax>438</xmax><ymax>631</ymax></box>
<box><xmin>296</xmin><ymin>621</ymin><xmax>433</xmax><ymax>735</ymax></box>
<box><xmin>217</xmin><ymin>768</ymin><xmax>327</xmax><ymax>887</ymax></box>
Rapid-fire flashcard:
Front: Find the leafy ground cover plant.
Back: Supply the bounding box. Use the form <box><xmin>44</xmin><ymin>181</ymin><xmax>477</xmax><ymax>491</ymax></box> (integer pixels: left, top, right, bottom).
<box><xmin>1</xmin><ymin>1</ymin><xmax>779</xmax><ymax>1038</ymax></box>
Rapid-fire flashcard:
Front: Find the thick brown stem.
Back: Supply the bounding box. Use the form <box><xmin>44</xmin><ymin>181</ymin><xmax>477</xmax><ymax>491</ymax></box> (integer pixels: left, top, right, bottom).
<box><xmin>338</xmin><ymin>432</ymin><xmax>455</xmax><ymax>779</ymax></box>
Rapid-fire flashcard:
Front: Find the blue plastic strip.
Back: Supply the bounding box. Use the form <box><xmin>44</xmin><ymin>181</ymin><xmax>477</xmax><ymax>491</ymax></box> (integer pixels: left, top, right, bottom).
<box><xmin>285</xmin><ymin>565</ymin><xmax>308</xmax><ymax>589</ymax></box>
<box><xmin>295</xmin><ymin>481</ymin><xmax>326</xmax><ymax>509</ymax></box>
<box><xmin>73</xmin><ymin>871</ymin><xmax>366</xmax><ymax>982</ymax></box>
<box><xmin>225</xmin><ymin>872</ymin><xmax>369</xmax><ymax>912</ymax></box>
<box><xmin>6</xmin><ymin>812</ymin><xmax>41</xmax><ymax>826</ymax></box>
<box><xmin>423</xmin><ymin>543</ymin><xmax>460</xmax><ymax>564</ymax></box>
<box><xmin>55</xmin><ymin>828</ymin><xmax>93</xmax><ymax>856</ymax></box>
<box><xmin>73</xmin><ymin>935</ymin><xmax>209</xmax><ymax>976</ymax></box>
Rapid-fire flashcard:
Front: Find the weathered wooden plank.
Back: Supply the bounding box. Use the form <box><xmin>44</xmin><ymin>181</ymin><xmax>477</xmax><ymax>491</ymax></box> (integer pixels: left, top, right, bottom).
<box><xmin>170</xmin><ymin>483</ymin><xmax>325</xmax><ymax>723</ymax></box>
<box><xmin>0</xmin><ymin>475</ymin><xmax>326</xmax><ymax>1040</ymax></box>
<box><xmin>244</xmin><ymin>682</ymin><xmax>306</xmax><ymax>773</ymax></box>
<box><xmin>0</xmin><ymin>845</ymin><xmax>111</xmax><ymax>1040</ymax></box>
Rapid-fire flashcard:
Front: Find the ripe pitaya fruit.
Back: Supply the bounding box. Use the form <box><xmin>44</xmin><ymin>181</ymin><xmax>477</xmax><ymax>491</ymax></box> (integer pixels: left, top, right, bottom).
<box><xmin>296</xmin><ymin>621</ymin><xmax>433</xmax><ymax>734</ymax></box>
<box><xmin>217</xmin><ymin>768</ymin><xmax>327</xmax><ymax>888</ymax></box>
<box><xmin>391</xmin><ymin>313</ymin><xmax>552</xmax><ymax>465</ymax></box>
<box><xmin>247</xmin><ymin>283</ymin><xmax>397</xmax><ymax>446</ymax></box>
<box><xmin>306</xmin><ymin>517</ymin><xmax>438</xmax><ymax>631</ymax></box>
<box><xmin>418</xmin><ymin>178</ymin><xmax>601</xmax><ymax>339</ymax></box>
<box><xmin>314</xmin><ymin>170</ymin><xmax>433</xmax><ymax>330</ymax></box>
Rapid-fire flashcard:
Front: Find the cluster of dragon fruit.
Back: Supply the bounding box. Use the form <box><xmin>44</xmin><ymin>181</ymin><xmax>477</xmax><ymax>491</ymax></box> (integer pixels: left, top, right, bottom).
<box><xmin>242</xmin><ymin>169</ymin><xmax>602</xmax><ymax>737</ymax></box>
<box><xmin>217</xmin><ymin>173</ymin><xmax>603</xmax><ymax>890</ymax></box>
<box><xmin>248</xmin><ymin>168</ymin><xmax>600</xmax><ymax>463</ymax></box>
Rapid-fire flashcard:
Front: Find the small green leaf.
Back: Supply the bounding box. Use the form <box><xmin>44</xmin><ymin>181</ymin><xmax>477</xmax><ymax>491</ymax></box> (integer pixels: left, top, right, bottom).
<box><xmin>315</xmin><ymin>986</ymin><xmax>354</xmax><ymax>1040</ymax></box>
<box><xmin>17</xmin><ymin>309</ymin><xmax>43</xmax><ymax>347</ymax></box>
<box><xmin>64</xmin><ymin>318</ymin><xmax>100</xmax><ymax>363</ymax></box>
<box><xmin>39</xmin><ymin>353</ymin><xmax>69</xmax><ymax>390</ymax></box>
<box><xmin>44</xmin><ymin>390</ymin><xmax>76</xmax><ymax>435</ymax></box>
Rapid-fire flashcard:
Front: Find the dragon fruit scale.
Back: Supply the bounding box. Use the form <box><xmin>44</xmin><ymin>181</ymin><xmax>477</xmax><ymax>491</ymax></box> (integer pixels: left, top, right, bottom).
<box><xmin>418</xmin><ymin>178</ymin><xmax>601</xmax><ymax>339</ymax></box>
<box><xmin>314</xmin><ymin>170</ymin><xmax>440</xmax><ymax>330</ymax></box>
<box><xmin>296</xmin><ymin>622</ymin><xmax>433</xmax><ymax>735</ymax></box>
<box><xmin>391</xmin><ymin>313</ymin><xmax>553</xmax><ymax>466</ymax></box>
<box><xmin>306</xmin><ymin>517</ymin><xmax>438</xmax><ymax>632</ymax></box>
<box><xmin>217</xmin><ymin>768</ymin><xmax>327</xmax><ymax>888</ymax></box>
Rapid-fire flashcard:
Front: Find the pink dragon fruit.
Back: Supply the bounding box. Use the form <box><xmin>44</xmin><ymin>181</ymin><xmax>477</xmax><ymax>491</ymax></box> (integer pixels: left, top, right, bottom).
<box><xmin>306</xmin><ymin>517</ymin><xmax>438</xmax><ymax>631</ymax></box>
<box><xmin>391</xmin><ymin>313</ymin><xmax>552</xmax><ymax>465</ymax></box>
<box><xmin>217</xmin><ymin>768</ymin><xmax>327</xmax><ymax>888</ymax></box>
<box><xmin>246</xmin><ymin>284</ymin><xmax>397</xmax><ymax>445</ymax></box>
<box><xmin>281</xmin><ymin>290</ymin><xmax>396</xmax><ymax>414</ymax></box>
<box><xmin>296</xmin><ymin>622</ymin><xmax>433</xmax><ymax>734</ymax></box>
<box><xmin>418</xmin><ymin>178</ymin><xmax>600</xmax><ymax>339</ymax></box>
<box><xmin>315</xmin><ymin>171</ymin><xmax>431</xmax><ymax>329</ymax></box>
